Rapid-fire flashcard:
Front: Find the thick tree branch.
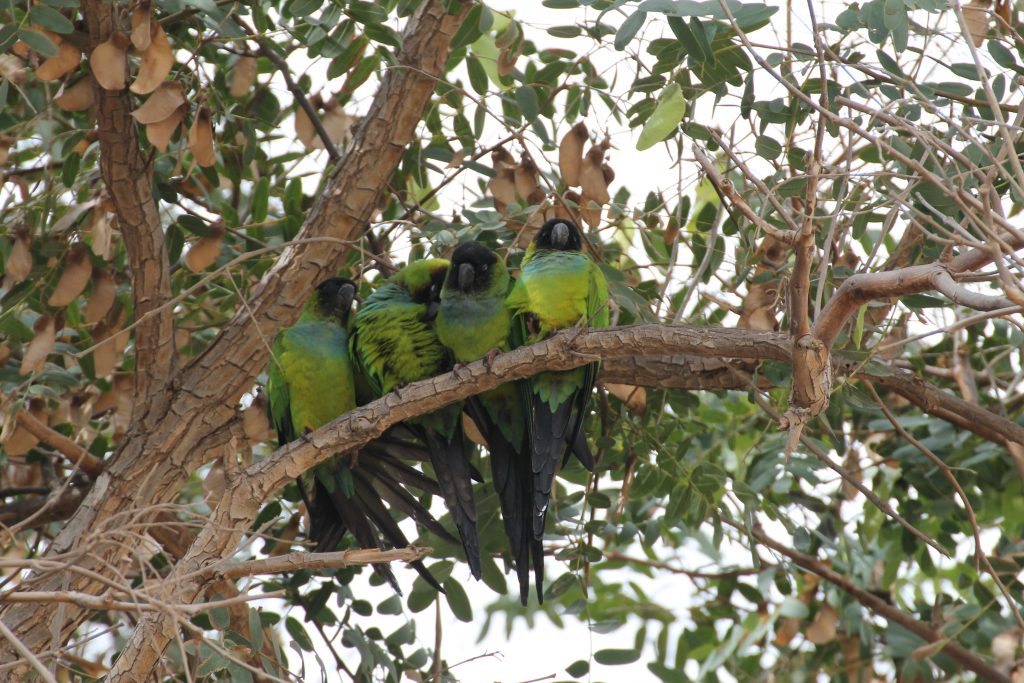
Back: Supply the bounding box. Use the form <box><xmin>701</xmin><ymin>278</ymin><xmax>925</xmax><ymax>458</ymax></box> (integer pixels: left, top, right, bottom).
<box><xmin>13</xmin><ymin>412</ymin><xmax>104</xmax><ymax>477</ymax></box>
<box><xmin>80</xmin><ymin>0</ymin><xmax>175</xmax><ymax>411</ymax></box>
<box><xmin>207</xmin><ymin>546</ymin><xmax>432</xmax><ymax>580</ymax></box>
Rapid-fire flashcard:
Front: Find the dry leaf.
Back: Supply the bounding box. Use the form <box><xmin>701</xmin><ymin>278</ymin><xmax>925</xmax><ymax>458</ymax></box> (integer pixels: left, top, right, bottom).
<box><xmin>0</xmin><ymin>54</ymin><xmax>28</xmax><ymax>85</ymax></box>
<box><xmin>85</xmin><ymin>268</ymin><xmax>116</xmax><ymax>324</ymax></box>
<box><xmin>48</xmin><ymin>244</ymin><xmax>92</xmax><ymax>307</ymax></box>
<box><xmin>146</xmin><ymin>103</ymin><xmax>187</xmax><ymax>152</ymax></box>
<box><xmin>514</xmin><ymin>157</ymin><xmax>539</xmax><ymax>201</ymax></box>
<box><xmin>559</xmin><ymin>122</ymin><xmax>588</xmax><ymax>187</ymax></box>
<box><xmin>229</xmin><ymin>56</ymin><xmax>257</xmax><ymax>98</ymax></box>
<box><xmin>188</xmin><ymin>106</ymin><xmax>216</xmax><ymax>167</ymax></box>
<box><xmin>604</xmin><ymin>383</ymin><xmax>647</xmax><ymax>415</ymax></box>
<box><xmin>184</xmin><ymin>228</ymin><xmax>224</xmax><ymax>272</ymax></box>
<box><xmin>243</xmin><ymin>394</ymin><xmax>274</xmax><ymax>443</ymax></box>
<box><xmin>130</xmin><ymin>22</ymin><xmax>174</xmax><ymax>95</ymax></box>
<box><xmin>963</xmin><ymin>0</ymin><xmax>992</xmax><ymax>47</ymax></box>
<box><xmin>131</xmin><ymin>81</ymin><xmax>185</xmax><ymax>123</ymax></box>
<box><xmin>90</xmin><ymin>31</ymin><xmax>129</xmax><ymax>91</ymax></box>
<box><xmin>35</xmin><ymin>40</ymin><xmax>81</xmax><ymax>82</ymax></box>
<box><xmin>112</xmin><ymin>373</ymin><xmax>134</xmax><ymax>433</ymax></box>
<box><xmin>4</xmin><ymin>231</ymin><xmax>33</xmax><ymax>286</ymax></box>
<box><xmin>131</xmin><ymin>3</ymin><xmax>152</xmax><ymax>52</ymax></box>
<box><xmin>55</xmin><ymin>76</ymin><xmax>96</xmax><ymax>111</ymax></box>
<box><xmin>805</xmin><ymin>604</ymin><xmax>838</xmax><ymax>645</ymax></box>
<box><xmin>20</xmin><ymin>315</ymin><xmax>57</xmax><ymax>376</ymax></box>
<box><xmin>321</xmin><ymin>107</ymin><xmax>354</xmax><ymax>147</ymax></box>
<box><xmin>738</xmin><ymin>236</ymin><xmax>786</xmax><ymax>331</ymax></box>
<box><xmin>775</xmin><ymin>617</ymin><xmax>801</xmax><ymax>647</ymax></box>
<box><xmin>294</xmin><ymin>106</ymin><xmax>315</xmax><ymax>151</ymax></box>
<box><xmin>111</xmin><ymin>309</ymin><xmax>129</xmax><ymax>352</ymax></box>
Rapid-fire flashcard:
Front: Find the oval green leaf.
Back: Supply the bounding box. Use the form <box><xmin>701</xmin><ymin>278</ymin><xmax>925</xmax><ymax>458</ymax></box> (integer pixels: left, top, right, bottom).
<box><xmin>636</xmin><ymin>82</ymin><xmax>686</xmax><ymax>151</ymax></box>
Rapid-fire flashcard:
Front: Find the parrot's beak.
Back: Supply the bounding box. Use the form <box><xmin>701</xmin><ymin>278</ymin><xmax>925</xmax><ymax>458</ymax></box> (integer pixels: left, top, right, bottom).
<box><xmin>337</xmin><ymin>283</ymin><xmax>356</xmax><ymax>314</ymax></box>
<box><xmin>458</xmin><ymin>262</ymin><xmax>475</xmax><ymax>291</ymax></box>
<box><xmin>552</xmin><ymin>221</ymin><xmax>570</xmax><ymax>247</ymax></box>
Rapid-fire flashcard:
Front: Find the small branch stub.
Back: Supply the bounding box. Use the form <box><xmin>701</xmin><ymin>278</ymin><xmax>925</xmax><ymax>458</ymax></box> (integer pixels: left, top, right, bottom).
<box><xmin>781</xmin><ymin>334</ymin><xmax>832</xmax><ymax>453</ymax></box>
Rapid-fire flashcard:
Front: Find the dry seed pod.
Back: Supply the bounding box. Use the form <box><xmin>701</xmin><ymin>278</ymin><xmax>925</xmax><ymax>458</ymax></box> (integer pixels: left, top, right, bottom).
<box><xmin>514</xmin><ymin>157</ymin><xmax>539</xmax><ymax>201</ymax></box>
<box><xmin>131</xmin><ymin>81</ymin><xmax>185</xmax><ymax>123</ymax></box>
<box><xmin>146</xmin><ymin>103</ymin><xmax>187</xmax><ymax>151</ymax></box>
<box><xmin>111</xmin><ymin>373</ymin><xmax>134</xmax><ymax>433</ymax></box>
<box><xmin>90</xmin><ymin>322</ymin><xmax>118</xmax><ymax>377</ymax></box>
<box><xmin>48</xmin><ymin>244</ymin><xmax>92</xmax><ymax>307</ymax></box>
<box><xmin>580</xmin><ymin>144</ymin><xmax>611</xmax><ymax>205</ymax></box>
<box><xmin>491</xmin><ymin>147</ymin><xmax>516</xmax><ymax>170</ymax></box>
<box><xmin>35</xmin><ymin>40</ymin><xmax>81</xmax><ymax>81</ymax></box>
<box><xmin>1</xmin><ymin>399</ymin><xmax>48</xmax><ymax>457</ymax></box>
<box><xmin>111</xmin><ymin>309</ymin><xmax>129</xmax><ymax>352</ymax></box>
<box><xmin>604</xmin><ymin>383</ymin><xmax>647</xmax><ymax>416</ymax></box>
<box><xmin>20</xmin><ymin>315</ymin><xmax>57</xmax><ymax>375</ymax></box>
<box><xmin>184</xmin><ymin>227</ymin><xmax>224</xmax><ymax>272</ymax></box>
<box><xmin>88</xmin><ymin>208</ymin><xmax>113</xmax><ymax>258</ymax></box>
<box><xmin>462</xmin><ymin>413</ymin><xmax>487</xmax><ymax>447</ymax></box>
<box><xmin>963</xmin><ymin>0</ymin><xmax>991</xmax><ymax>47</ymax></box>
<box><xmin>4</xmin><ymin>231</ymin><xmax>33</xmax><ymax>285</ymax></box>
<box><xmin>130</xmin><ymin>3</ymin><xmax>152</xmax><ymax>51</ymax></box>
<box><xmin>488</xmin><ymin>167</ymin><xmax>516</xmax><ymax>212</ymax></box>
<box><xmin>243</xmin><ymin>394</ymin><xmax>274</xmax><ymax>443</ymax></box>
<box><xmin>578</xmin><ymin>192</ymin><xmax>601</xmax><ymax>228</ymax></box>
<box><xmin>0</xmin><ymin>344</ymin><xmax>9</xmax><ymax>366</ymax></box>
<box><xmin>55</xmin><ymin>76</ymin><xmax>96</xmax><ymax>111</ymax></box>
<box><xmin>90</xmin><ymin>31</ymin><xmax>129</xmax><ymax>90</ymax></box>
<box><xmin>130</xmin><ymin>22</ymin><xmax>173</xmax><ymax>95</ymax></box>
<box><xmin>84</xmin><ymin>267</ymin><xmax>116</xmax><ymax>324</ymax></box>
<box><xmin>0</xmin><ymin>54</ymin><xmax>27</xmax><ymax>85</ymax></box>
<box><xmin>294</xmin><ymin>106</ymin><xmax>316</xmax><ymax>151</ymax></box>
<box><xmin>559</xmin><ymin>122</ymin><xmax>588</xmax><ymax>187</ymax></box>
<box><xmin>188</xmin><ymin>106</ymin><xmax>216</xmax><ymax>167</ymax></box>
<box><xmin>229</xmin><ymin>56</ymin><xmax>257</xmax><ymax>98</ymax></box>
<box><xmin>321</xmin><ymin>107</ymin><xmax>354</xmax><ymax>147</ymax></box>
<box><xmin>805</xmin><ymin>604</ymin><xmax>838</xmax><ymax>645</ymax></box>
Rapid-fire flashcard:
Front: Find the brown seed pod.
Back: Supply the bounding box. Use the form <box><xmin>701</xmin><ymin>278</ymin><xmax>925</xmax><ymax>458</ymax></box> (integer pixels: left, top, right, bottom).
<box><xmin>131</xmin><ymin>81</ymin><xmax>185</xmax><ymax>124</ymax></box>
<box><xmin>488</xmin><ymin>167</ymin><xmax>516</xmax><ymax>213</ymax></box>
<box><xmin>4</xmin><ymin>230</ymin><xmax>33</xmax><ymax>285</ymax></box>
<box><xmin>0</xmin><ymin>54</ymin><xmax>27</xmax><ymax>85</ymax></box>
<box><xmin>184</xmin><ymin>227</ymin><xmax>224</xmax><ymax>272</ymax></box>
<box><xmin>243</xmin><ymin>393</ymin><xmax>274</xmax><ymax>443</ymax></box>
<box><xmin>1</xmin><ymin>399</ymin><xmax>48</xmax><ymax>457</ymax></box>
<box><xmin>90</xmin><ymin>321</ymin><xmax>118</xmax><ymax>377</ymax></box>
<box><xmin>580</xmin><ymin>144</ymin><xmax>611</xmax><ymax>205</ymax></box>
<box><xmin>514</xmin><ymin>157</ymin><xmax>539</xmax><ymax>201</ymax></box>
<box><xmin>35</xmin><ymin>40</ymin><xmax>81</xmax><ymax>82</ymax></box>
<box><xmin>130</xmin><ymin>21</ymin><xmax>174</xmax><ymax>95</ymax></box>
<box><xmin>229</xmin><ymin>55</ymin><xmax>257</xmax><ymax>98</ymax></box>
<box><xmin>88</xmin><ymin>208</ymin><xmax>113</xmax><ymax>259</ymax></box>
<box><xmin>84</xmin><ymin>267</ymin><xmax>116</xmax><ymax>324</ymax></box>
<box><xmin>90</xmin><ymin>31</ymin><xmax>129</xmax><ymax>90</ymax></box>
<box><xmin>55</xmin><ymin>76</ymin><xmax>96</xmax><ymax>111</ymax></box>
<box><xmin>491</xmin><ymin>147</ymin><xmax>516</xmax><ymax>170</ymax></box>
<box><xmin>130</xmin><ymin>2</ymin><xmax>152</xmax><ymax>51</ymax></box>
<box><xmin>188</xmin><ymin>106</ymin><xmax>217</xmax><ymax>167</ymax></box>
<box><xmin>48</xmin><ymin>244</ymin><xmax>92</xmax><ymax>307</ymax></box>
<box><xmin>558</xmin><ymin>122</ymin><xmax>588</xmax><ymax>187</ymax></box>
<box><xmin>146</xmin><ymin>104</ymin><xmax>187</xmax><ymax>152</ymax></box>
<box><xmin>20</xmin><ymin>314</ymin><xmax>57</xmax><ymax>376</ymax></box>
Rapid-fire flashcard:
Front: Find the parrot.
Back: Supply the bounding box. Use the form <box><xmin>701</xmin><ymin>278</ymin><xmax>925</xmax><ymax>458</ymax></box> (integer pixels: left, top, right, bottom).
<box><xmin>505</xmin><ymin>218</ymin><xmax>610</xmax><ymax>541</ymax></box>
<box><xmin>349</xmin><ymin>259</ymin><xmax>482</xmax><ymax>580</ymax></box>
<box><xmin>435</xmin><ymin>240</ymin><xmax>543</xmax><ymax>604</ymax></box>
<box><xmin>265</xmin><ymin>277</ymin><xmax>447</xmax><ymax>593</ymax></box>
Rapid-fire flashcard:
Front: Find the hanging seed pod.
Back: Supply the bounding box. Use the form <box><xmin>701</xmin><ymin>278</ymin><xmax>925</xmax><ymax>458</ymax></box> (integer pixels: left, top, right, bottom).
<box><xmin>491</xmin><ymin>147</ymin><xmax>516</xmax><ymax>170</ymax></box>
<box><xmin>130</xmin><ymin>21</ymin><xmax>174</xmax><ymax>95</ymax></box>
<box><xmin>229</xmin><ymin>55</ymin><xmax>257</xmax><ymax>98</ymax></box>
<box><xmin>84</xmin><ymin>267</ymin><xmax>116</xmax><ymax>324</ymax></box>
<box><xmin>4</xmin><ymin>230</ymin><xmax>33</xmax><ymax>286</ymax></box>
<box><xmin>243</xmin><ymin>393</ymin><xmax>274</xmax><ymax>443</ymax></box>
<box><xmin>184</xmin><ymin>226</ymin><xmax>224</xmax><ymax>272</ymax></box>
<box><xmin>131</xmin><ymin>81</ymin><xmax>185</xmax><ymax>123</ymax></box>
<box><xmin>188</xmin><ymin>106</ymin><xmax>216</xmax><ymax>167</ymax></box>
<box><xmin>146</xmin><ymin>104</ymin><xmax>187</xmax><ymax>152</ymax></box>
<box><xmin>488</xmin><ymin>168</ymin><xmax>516</xmax><ymax>213</ymax></box>
<box><xmin>514</xmin><ymin>157</ymin><xmax>539</xmax><ymax>201</ymax></box>
<box><xmin>55</xmin><ymin>76</ymin><xmax>96</xmax><ymax>111</ymax></box>
<box><xmin>20</xmin><ymin>315</ymin><xmax>57</xmax><ymax>375</ymax></box>
<box><xmin>1</xmin><ymin>399</ymin><xmax>48</xmax><ymax>457</ymax></box>
<box><xmin>90</xmin><ymin>321</ymin><xmax>118</xmax><ymax>377</ymax></box>
<box><xmin>35</xmin><ymin>40</ymin><xmax>81</xmax><ymax>81</ymax></box>
<box><xmin>130</xmin><ymin>2</ymin><xmax>152</xmax><ymax>51</ymax></box>
<box><xmin>963</xmin><ymin>0</ymin><xmax>991</xmax><ymax>47</ymax></box>
<box><xmin>558</xmin><ymin>122</ymin><xmax>587</xmax><ymax>187</ymax></box>
<box><xmin>90</xmin><ymin>31</ymin><xmax>129</xmax><ymax>90</ymax></box>
<box><xmin>88</xmin><ymin>208</ymin><xmax>113</xmax><ymax>259</ymax></box>
<box><xmin>48</xmin><ymin>244</ymin><xmax>92</xmax><ymax>307</ymax></box>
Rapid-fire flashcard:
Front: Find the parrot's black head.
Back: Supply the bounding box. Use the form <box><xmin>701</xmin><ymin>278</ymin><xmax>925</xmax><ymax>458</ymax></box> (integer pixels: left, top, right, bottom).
<box><xmin>447</xmin><ymin>241</ymin><xmax>499</xmax><ymax>294</ymax></box>
<box><xmin>534</xmin><ymin>218</ymin><xmax>583</xmax><ymax>252</ymax></box>
<box><xmin>315</xmin><ymin>277</ymin><xmax>357</xmax><ymax>323</ymax></box>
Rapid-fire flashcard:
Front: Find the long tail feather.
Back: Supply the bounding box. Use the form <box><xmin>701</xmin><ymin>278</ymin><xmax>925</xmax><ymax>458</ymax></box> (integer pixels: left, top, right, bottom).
<box><xmin>421</xmin><ymin>428</ymin><xmax>481</xmax><ymax>579</ymax></box>
<box><xmin>531</xmin><ymin>396</ymin><xmax>575</xmax><ymax>540</ymax></box>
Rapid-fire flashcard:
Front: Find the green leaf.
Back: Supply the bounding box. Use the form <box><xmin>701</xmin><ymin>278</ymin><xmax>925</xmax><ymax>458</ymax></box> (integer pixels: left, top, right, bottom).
<box><xmin>443</xmin><ymin>578</ymin><xmax>472</xmax><ymax>622</ymax></box>
<box><xmin>29</xmin><ymin>6</ymin><xmax>74</xmax><ymax>34</ymax></box>
<box><xmin>637</xmin><ymin>82</ymin><xmax>686</xmax><ymax>151</ymax></box>
<box><xmin>285</xmin><ymin>617</ymin><xmax>314</xmax><ymax>652</ymax></box>
<box><xmin>209</xmin><ymin>605</ymin><xmax>230</xmax><ymax>630</ymax></box>
<box><xmin>61</xmin><ymin>153</ymin><xmax>80</xmax><ymax>189</ymax></box>
<box><xmin>466</xmin><ymin>55</ymin><xmax>489</xmax><ymax>95</ymax></box>
<box><xmin>594</xmin><ymin>648</ymin><xmax>641</xmax><ymax>665</ymax></box>
<box><xmin>346</xmin><ymin>1</ymin><xmax>388</xmax><ymax>24</ymax></box>
<box><xmin>754</xmin><ymin>135</ymin><xmax>782</xmax><ymax>160</ymax></box>
<box><xmin>566</xmin><ymin>660</ymin><xmax>589</xmax><ymax>677</ymax></box>
<box><xmin>515</xmin><ymin>85</ymin><xmax>540</xmax><ymax>123</ymax></box>
<box><xmin>615</xmin><ymin>11</ymin><xmax>647</xmax><ymax>51</ymax></box>
<box><xmin>989</xmin><ymin>41</ymin><xmax>1017</xmax><ymax>69</ymax></box>
<box><xmin>289</xmin><ymin>0</ymin><xmax>321</xmax><ymax>17</ymax></box>
<box><xmin>248</xmin><ymin>610</ymin><xmax>264</xmax><ymax>651</ymax></box>
<box><xmin>18</xmin><ymin>28</ymin><xmax>59</xmax><ymax>57</ymax></box>
<box><xmin>250</xmin><ymin>177</ymin><xmax>270</xmax><ymax>224</ymax></box>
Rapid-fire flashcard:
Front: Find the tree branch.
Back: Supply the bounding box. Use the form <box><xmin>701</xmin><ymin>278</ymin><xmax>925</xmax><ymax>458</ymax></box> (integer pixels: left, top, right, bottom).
<box><xmin>13</xmin><ymin>412</ymin><xmax>104</xmax><ymax>477</ymax></box>
<box><xmin>81</xmin><ymin>0</ymin><xmax>175</xmax><ymax>410</ymax></box>
<box><xmin>205</xmin><ymin>546</ymin><xmax>432</xmax><ymax>581</ymax></box>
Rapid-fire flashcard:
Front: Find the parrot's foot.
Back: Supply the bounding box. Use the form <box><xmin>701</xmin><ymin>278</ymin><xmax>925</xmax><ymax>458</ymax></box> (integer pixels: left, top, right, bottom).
<box><xmin>483</xmin><ymin>348</ymin><xmax>501</xmax><ymax>370</ymax></box>
<box><xmin>451</xmin><ymin>362</ymin><xmax>470</xmax><ymax>381</ymax></box>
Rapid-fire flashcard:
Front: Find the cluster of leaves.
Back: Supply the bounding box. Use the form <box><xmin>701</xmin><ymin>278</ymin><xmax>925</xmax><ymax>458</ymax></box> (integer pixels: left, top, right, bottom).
<box><xmin>3</xmin><ymin>0</ymin><xmax>1024</xmax><ymax>680</ymax></box>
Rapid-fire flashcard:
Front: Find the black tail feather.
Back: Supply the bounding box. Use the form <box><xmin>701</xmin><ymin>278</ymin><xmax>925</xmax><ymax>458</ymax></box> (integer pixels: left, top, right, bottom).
<box><xmin>531</xmin><ymin>397</ymin><xmax>575</xmax><ymax>540</ymax></box>
<box><xmin>421</xmin><ymin>428</ymin><xmax>481</xmax><ymax>580</ymax></box>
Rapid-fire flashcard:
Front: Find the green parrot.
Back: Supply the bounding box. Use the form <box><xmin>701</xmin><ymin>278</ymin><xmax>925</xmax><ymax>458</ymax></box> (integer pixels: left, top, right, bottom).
<box><xmin>435</xmin><ymin>241</ymin><xmax>542</xmax><ymax>604</ymax></box>
<box><xmin>505</xmin><ymin>218</ymin><xmax>609</xmax><ymax>541</ymax></box>
<box><xmin>266</xmin><ymin>277</ymin><xmax>446</xmax><ymax>593</ymax></box>
<box><xmin>349</xmin><ymin>259</ymin><xmax>482</xmax><ymax>580</ymax></box>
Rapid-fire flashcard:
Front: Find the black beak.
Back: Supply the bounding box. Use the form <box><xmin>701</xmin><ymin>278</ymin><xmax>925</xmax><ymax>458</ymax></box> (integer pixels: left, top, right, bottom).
<box><xmin>458</xmin><ymin>262</ymin><xmax>475</xmax><ymax>291</ymax></box>
<box><xmin>336</xmin><ymin>283</ymin><xmax>356</xmax><ymax>314</ymax></box>
<box><xmin>552</xmin><ymin>221</ymin><xmax>570</xmax><ymax>248</ymax></box>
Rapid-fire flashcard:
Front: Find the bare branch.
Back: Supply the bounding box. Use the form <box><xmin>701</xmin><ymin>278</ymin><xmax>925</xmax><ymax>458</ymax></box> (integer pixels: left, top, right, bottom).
<box><xmin>206</xmin><ymin>546</ymin><xmax>433</xmax><ymax>581</ymax></box>
<box><xmin>13</xmin><ymin>412</ymin><xmax>103</xmax><ymax>477</ymax></box>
